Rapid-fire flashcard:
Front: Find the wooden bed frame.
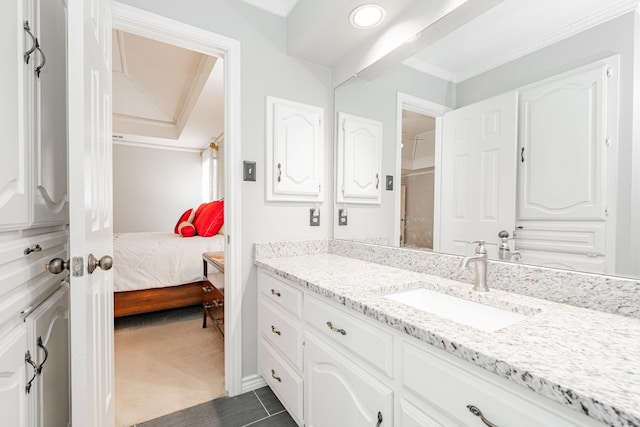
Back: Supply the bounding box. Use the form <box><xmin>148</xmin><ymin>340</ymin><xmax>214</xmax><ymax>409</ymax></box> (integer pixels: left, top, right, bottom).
<box><xmin>114</xmin><ymin>281</ymin><xmax>204</xmax><ymax>317</ymax></box>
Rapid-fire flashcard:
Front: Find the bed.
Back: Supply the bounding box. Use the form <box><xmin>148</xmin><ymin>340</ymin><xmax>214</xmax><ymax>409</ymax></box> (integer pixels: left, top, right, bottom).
<box><xmin>113</xmin><ymin>232</ymin><xmax>225</xmax><ymax>317</ymax></box>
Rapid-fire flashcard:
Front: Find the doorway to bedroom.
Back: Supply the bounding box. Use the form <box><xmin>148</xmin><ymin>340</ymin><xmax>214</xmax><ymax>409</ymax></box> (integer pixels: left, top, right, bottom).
<box><xmin>110</xmin><ymin>24</ymin><xmax>228</xmax><ymax>427</ymax></box>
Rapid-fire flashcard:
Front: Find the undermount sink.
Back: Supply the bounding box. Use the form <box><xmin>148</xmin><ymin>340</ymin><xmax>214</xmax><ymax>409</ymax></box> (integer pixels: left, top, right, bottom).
<box><xmin>384</xmin><ymin>288</ymin><xmax>527</xmax><ymax>332</ymax></box>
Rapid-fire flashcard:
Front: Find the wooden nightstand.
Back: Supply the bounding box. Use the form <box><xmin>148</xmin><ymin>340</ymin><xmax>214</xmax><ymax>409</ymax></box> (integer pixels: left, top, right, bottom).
<box><xmin>202</xmin><ymin>252</ymin><xmax>224</xmax><ymax>335</ymax></box>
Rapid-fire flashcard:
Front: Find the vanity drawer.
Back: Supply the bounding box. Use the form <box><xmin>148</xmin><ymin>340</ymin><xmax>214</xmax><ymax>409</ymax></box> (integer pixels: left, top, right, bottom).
<box><xmin>304</xmin><ymin>295</ymin><xmax>394</xmax><ymax>378</ymax></box>
<box><xmin>259</xmin><ymin>338</ymin><xmax>303</xmax><ymax>425</ymax></box>
<box><xmin>400</xmin><ymin>340</ymin><xmax>606</xmax><ymax>427</ymax></box>
<box><xmin>259</xmin><ymin>271</ymin><xmax>303</xmax><ymax>319</ymax></box>
<box><xmin>260</xmin><ymin>300</ymin><xmax>303</xmax><ymax>370</ymax></box>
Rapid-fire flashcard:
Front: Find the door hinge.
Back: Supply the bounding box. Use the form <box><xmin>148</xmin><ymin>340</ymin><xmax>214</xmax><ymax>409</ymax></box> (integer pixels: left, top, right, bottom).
<box><xmin>605</xmin><ymin>137</ymin><xmax>611</xmax><ymax>147</ymax></box>
<box><xmin>606</xmin><ymin>66</ymin><xmax>613</xmax><ymax>78</ymax></box>
<box><xmin>605</xmin><ymin>208</ymin><xmax>609</xmax><ymax>217</ymax></box>
<box><xmin>227</xmin><ymin>235</ymin><xmax>231</xmax><ymax>245</ymax></box>
<box><xmin>72</xmin><ymin>257</ymin><xmax>84</xmax><ymax>277</ymax></box>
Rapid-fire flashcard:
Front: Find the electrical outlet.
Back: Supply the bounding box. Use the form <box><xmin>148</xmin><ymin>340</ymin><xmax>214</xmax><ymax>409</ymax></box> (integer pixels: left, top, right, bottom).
<box><xmin>338</xmin><ymin>209</ymin><xmax>348</xmax><ymax>226</ymax></box>
<box><xmin>243</xmin><ymin>161</ymin><xmax>256</xmax><ymax>181</ymax></box>
<box><xmin>386</xmin><ymin>175</ymin><xmax>394</xmax><ymax>190</ymax></box>
<box><xmin>309</xmin><ymin>208</ymin><xmax>320</xmax><ymax>226</ymax></box>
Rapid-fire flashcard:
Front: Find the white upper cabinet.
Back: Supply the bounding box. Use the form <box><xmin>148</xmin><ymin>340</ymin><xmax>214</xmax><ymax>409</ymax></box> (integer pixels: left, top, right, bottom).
<box><xmin>517</xmin><ymin>60</ymin><xmax>616</xmax><ymax>221</ymax></box>
<box><xmin>0</xmin><ymin>0</ymin><xmax>30</xmax><ymax>230</ymax></box>
<box><xmin>336</xmin><ymin>112</ymin><xmax>382</xmax><ymax>204</ymax></box>
<box><xmin>266</xmin><ymin>96</ymin><xmax>324</xmax><ymax>202</ymax></box>
<box><xmin>31</xmin><ymin>0</ymin><xmax>68</xmax><ymax>226</ymax></box>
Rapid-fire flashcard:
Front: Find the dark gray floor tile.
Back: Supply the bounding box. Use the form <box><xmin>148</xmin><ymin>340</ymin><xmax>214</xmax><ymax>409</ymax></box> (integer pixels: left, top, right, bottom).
<box><xmin>139</xmin><ymin>391</ymin><xmax>268</xmax><ymax>427</ymax></box>
<box><xmin>254</xmin><ymin>386</ymin><xmax>285</xmax><ymax>415</ymax></box>
<box><xmin>245</xmin><ymin>410</ymin><xmax>298</xmax><ymax>427</ymax></box>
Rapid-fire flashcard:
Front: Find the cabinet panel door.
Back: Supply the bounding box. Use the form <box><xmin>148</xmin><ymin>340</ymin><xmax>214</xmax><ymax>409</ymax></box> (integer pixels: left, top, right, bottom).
<box><xmin>0</xmin><ymin>325</ymin><xmax>29</xmax><ymax>427</ymax></box>
<box><xmin>337</xmin><ymin>113</ymin><xmax>382</xmax><ymax>204</ymax></box>
<box><xmin>32</xmin><ymin>0</ymin><xmax>68</xmax><ymax>226</ymax></box>
<box><xmin>266</xmin><ymin>97</ymin><xmax>324</xmax><ymax>202</ymax></box>
<box><xmin>439</xmin><ymin>91</ymin><xmax>517</xmax><ymax>257</ymax></box>
<box><xmin>518</xmin><ymin>63</ymin><xmax>610</xmax><ymax>221</ymax></box>
<box><xmin>26</xmin><ymin>285</ymin><xmax>70</xmax><ymax>427</ymax></box>
<box><xmin>305</xmin><ymin>332</ymin><xmax>393</xmax><ymax>427</ymax></box>
<box><xmin>0</xmin><ymin>0</ymin><xmax>30</xmax><ymax>230</ymax></box>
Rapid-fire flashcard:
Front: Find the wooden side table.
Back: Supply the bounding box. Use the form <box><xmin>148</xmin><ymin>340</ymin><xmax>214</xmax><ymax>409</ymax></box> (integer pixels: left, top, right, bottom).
<box><xmin>202</xmin><ymin>252</ymin><xmax>224</xmax><ymax>335</ymax></box>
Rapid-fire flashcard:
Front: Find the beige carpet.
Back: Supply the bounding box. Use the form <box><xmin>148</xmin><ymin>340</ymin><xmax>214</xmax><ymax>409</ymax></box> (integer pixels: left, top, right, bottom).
<box><xmin>115</xmin><ymin>312</ymin><xmax>225</xmax><ymax>427</ymax></box>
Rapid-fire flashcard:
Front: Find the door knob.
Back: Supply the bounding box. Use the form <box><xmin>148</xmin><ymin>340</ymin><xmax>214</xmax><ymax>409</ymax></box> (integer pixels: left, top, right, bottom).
<box><xmin>44</xmin><ymin>258</ymin><xmax>69</xmax><ymax>274</ymax></box>
<box><xmin>88</xmin><ymin>254</ymin><xmax>113</xmax><ymax>274</ymax></box>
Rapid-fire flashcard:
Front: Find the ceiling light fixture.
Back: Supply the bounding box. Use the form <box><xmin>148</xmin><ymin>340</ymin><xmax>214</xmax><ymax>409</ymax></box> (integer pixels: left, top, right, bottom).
<box><xmin>350</xmin><ymin>4</ymin><xmax>386</xmax><ymax>29</ymax></box>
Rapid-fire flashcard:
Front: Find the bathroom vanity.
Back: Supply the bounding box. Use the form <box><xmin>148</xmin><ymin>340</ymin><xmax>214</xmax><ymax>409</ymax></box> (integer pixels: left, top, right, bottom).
<box><xmin>254</xmin><ymin>240</ymin><xmax>640</xmax><ymax>427</ymax></box>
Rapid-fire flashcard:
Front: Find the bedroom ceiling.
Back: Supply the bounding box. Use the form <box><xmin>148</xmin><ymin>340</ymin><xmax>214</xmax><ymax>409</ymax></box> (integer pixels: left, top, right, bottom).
<box><xmin>112</xmin><ymin>30</ymin><xmax>224</xmax><ymax>150</ymax></box>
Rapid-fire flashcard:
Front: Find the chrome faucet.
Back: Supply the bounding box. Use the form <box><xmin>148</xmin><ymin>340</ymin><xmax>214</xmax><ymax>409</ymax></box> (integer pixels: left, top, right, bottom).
<box><xmin>461</xmin><ymin>240</ymin><xmax>489</xmax><ymax>292</ymax></box>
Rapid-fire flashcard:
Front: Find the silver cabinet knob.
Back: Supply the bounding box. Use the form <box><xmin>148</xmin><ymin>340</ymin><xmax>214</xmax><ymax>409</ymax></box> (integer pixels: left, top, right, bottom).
<box><xmin>88</xmin><ymin>254</ymin><xmax>113</xmax><ymax>274</ymax></box>
<box><xmin>44</xmin><ymin>258</ymin><xmax>69</xmax><ymax>274</ymax></box>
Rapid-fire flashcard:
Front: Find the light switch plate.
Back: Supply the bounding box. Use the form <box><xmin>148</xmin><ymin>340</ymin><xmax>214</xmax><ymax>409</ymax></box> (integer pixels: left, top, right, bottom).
<box><xmin>386</xmin><ymin>175</ymin><xmax>394</xmax><ymax>190</ymax></box>
<box><xmin>338</xmin><ymin>209</ymin><xmax>348</xmax><ymax>226</ymax></box>
<box><xmin>310</xmin><ymin>208</ymin><xmax>320</xmax><ymax>226</ymax></box>
<box><xmin>243</xmin><ymin>161</ymin><xmax>256</xmax><ymax>181</ymax></box>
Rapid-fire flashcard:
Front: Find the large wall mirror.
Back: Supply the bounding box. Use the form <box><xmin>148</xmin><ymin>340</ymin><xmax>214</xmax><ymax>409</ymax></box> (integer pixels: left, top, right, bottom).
<box><xmin>333</xmin><ymin>3</ymin><xmax>640</xmax><ymax>280</ymax></box>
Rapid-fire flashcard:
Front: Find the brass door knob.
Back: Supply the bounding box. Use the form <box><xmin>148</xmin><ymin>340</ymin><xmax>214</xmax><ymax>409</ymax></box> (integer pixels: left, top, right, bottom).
<box><xmin>88</xmin><ymin>254</ymin><xmax>113</xmax><ymax>274</ymax></box>
<box><xmin>44</xmin><ymin>258</ymin><xmax>69</xmax><ymax>274</ymax></box>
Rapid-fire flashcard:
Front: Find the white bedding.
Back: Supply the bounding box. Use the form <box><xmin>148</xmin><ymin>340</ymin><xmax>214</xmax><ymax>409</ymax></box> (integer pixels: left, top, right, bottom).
<box><xmin>113</xmin><ymin>232</ymin><xmax>225</xmax><ymax>292</ymax></box>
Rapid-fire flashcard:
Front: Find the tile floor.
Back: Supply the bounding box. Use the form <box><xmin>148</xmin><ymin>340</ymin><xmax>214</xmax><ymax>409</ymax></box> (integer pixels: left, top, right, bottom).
<box><xmin>136</xmin><ymin>386</ymin><xmax>297</xmax><ymax>427</ymax></box>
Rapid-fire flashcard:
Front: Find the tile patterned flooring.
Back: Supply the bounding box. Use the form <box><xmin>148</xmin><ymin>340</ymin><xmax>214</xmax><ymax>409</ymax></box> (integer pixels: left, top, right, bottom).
<box><xmin>136</xmin><ymin>386</ymin><xmax>297</xmax><ymax>427</ymax></box>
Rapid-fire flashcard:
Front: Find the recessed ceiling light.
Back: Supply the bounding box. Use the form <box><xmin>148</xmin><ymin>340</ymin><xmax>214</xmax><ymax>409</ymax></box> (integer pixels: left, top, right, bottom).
<box><xmin>350</xmin><ymin>4</ymin><xmax>386</xmax><ymax>29</ymax></box>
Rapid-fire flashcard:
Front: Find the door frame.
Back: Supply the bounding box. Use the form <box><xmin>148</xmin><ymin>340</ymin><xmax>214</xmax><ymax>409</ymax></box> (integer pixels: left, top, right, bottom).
<box><xmin>111</xmin><ymin>3</ymin><xmax>243</xmax><ymax>396</ymax></box>
<box><xmin>395</xmin><ymin>93</ymin><xmax>450</xmax><ymax>250</ymax></box>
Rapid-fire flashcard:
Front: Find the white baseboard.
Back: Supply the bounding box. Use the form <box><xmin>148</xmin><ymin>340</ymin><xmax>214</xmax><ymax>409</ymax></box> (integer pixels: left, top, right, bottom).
<box><xmin>241</xmin><ymin>374</ymin><xmax>267</xmax><ymax>394</ymax></box>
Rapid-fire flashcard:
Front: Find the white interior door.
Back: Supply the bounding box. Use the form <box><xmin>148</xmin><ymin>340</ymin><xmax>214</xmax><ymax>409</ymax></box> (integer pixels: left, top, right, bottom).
<box><xmin>439</xmin><ymin>91</ymin><xmax>518</xmax><ymax>257</ymax></box>
<box><xmin>67</xmin><ymin>0</ymin><xmax>114</xmax><ymax>425</ymax></box>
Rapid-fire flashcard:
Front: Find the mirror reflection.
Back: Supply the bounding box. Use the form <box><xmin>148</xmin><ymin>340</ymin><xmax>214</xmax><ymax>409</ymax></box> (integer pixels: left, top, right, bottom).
<box><xmin>333</xmin><ymin>8</ymin><xmax>640</xmax><ymax>280</ymax></box>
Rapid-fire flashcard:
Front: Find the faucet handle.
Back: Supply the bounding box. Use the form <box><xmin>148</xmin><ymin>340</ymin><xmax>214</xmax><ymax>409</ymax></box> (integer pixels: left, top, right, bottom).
<box><xmin>469</xmin><ymin>240</ymin><xmax>487</xmax><ymax>255</ymax></box>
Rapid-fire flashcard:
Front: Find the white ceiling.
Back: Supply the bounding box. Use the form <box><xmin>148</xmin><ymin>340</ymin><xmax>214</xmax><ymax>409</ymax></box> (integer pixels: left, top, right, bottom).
<box><xmin>242</xmin><ymin>0</ymin><xmax>639</xmax><ymax>83</ymax></box>
<box><xmin>112</xmin><ymin>30</ymin><xmax>224</xmax><ymax>150</ymax></box>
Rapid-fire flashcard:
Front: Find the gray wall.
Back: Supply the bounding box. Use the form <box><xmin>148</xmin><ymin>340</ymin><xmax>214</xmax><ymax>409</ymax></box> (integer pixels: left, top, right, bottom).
<box><xmin>116</xmin><ymin>0</ymin><xmax>333</xmax><ymax>381</ymax></box>
<box><xmin>113</xmin><ymin>144</ymin><xmax>203</xmax><ymax>233</ymax></box>
<box><xmin>457</xmin><ymin>12</ymin><xmax>638</xmax><ymax>276</ymax></box>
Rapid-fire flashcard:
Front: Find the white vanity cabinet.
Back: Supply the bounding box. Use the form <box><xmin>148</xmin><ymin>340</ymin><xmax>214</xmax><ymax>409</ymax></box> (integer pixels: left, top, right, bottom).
<box><xmin>0</xmin><ymin>325</ymin><xmax>29</xmax><ymax>427</ymax></box>
<box><xmin>257</xmin><ymin>267</ymin><xmax>608</xmax><ymax>427</ymax></box>
<box><xmin>265</xmin><ymin>96</ymin><xmax>325</xmax><ymax>202</ymax></box>
<box><xmin>336</xmin><ymin>112</ymin><xmax>383</xmax><ymax>204</ymax></box>
<box><xmin>258</xmin><ymin>271</ymin><xmax>305</xmax><ymax>425</ymax></box>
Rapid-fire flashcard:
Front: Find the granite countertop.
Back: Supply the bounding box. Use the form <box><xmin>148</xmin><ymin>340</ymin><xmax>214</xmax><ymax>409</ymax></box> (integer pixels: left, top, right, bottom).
<box><xmin>255</xmin><ymin>253</ymin><xmax>640</xmax><ymax>427</ymax></box>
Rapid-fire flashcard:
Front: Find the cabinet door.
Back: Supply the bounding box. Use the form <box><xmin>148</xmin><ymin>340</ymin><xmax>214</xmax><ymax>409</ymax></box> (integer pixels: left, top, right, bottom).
<box><xmin>337</xmin><ymin>113</ymin><xmax>382</xmax><ymax>204</ymax></box>
<box><xmin>305</xmin><ymin>332</ymin><xmax>392</xmax><ymax>427</ymax></box>
<box><xmin>26</xmin><ymin>285</ymin><xmax>70</xmax><ymax>427</ymax></box>
<box><xmin>32</xmin><ymin>0</ymin><xmax>68</xmax><ymax>226</ymax></box>
<box><xmin>0</xmin><ymin>0</ymin><xmax>30</xmax><ymax>230</ymax></box>
<box><xmin>517</xmin><ymin>62</ymin><xmax>612</xmax><ymax>221</ymax></box>
<box><xmin>266</xmin><ymin>97</ymin><xmax>324</xmax><ymax>202</ymax></box>
<box><xmin>0</xmin><ymin>325</ymin><xmax>29</xmax><ymax>427</ymax></box>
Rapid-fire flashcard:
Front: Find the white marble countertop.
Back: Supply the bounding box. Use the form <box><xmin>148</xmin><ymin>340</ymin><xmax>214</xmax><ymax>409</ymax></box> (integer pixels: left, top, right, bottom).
<box><xmin>255</xmin><ymin>253</ymin><xmax>640</xmax><ymax>427</ymax></box>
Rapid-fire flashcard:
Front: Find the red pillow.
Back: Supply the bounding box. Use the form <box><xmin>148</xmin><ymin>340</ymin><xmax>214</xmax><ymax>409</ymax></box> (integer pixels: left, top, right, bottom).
<box><xmin>193</xmin><ymin>200</ymin><xmax>224</xmax><ymax>237</ymax></box>
<box><xmin>177</xmin><ymin>221</ymin><xmax>196</xmax><ymax>237</ymax></box>
<box><xmin>174</xmin><ymin>208</ymin><xmax>195</xmax><ymax>234</ymax></box>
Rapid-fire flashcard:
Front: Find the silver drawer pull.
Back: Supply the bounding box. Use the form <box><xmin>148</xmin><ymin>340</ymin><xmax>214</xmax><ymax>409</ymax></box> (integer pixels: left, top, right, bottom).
<box><xmin>467</xmin><ymin>405</ymin><xmax>499</xmax><ymax>427</ymax></box>
<box><xmin>271</xmin><ymin>369</ymin><xmax>282</xmax><ymax>382</ymax></box>
<box><xmin>24</xmin><ymin>244</ymin><xmax>42</xmax><ymax>255</ymax></box>
<box><xmin>326</xmin><ymin>321</ymin><xmax>347</xmax><ymax>335</ymax></box>
<box><xmin>271</xmin><ymin>325</ymin><xmax>281</xmax><ymax>335</ymax></box>
<box><xmin>25</xmin><ymin>351</ymin><xmax>38</xmax><ymax>394</ymax></box>
<box><xmin>202</xmin><ymin>286</ymin><xmax>212</xmax><ymax>293</ymax></box>
<box><xmin>270</xmin><ymin>289</ymin><xmax>281</xmax><ymax>297</ymax></box>
<box><xmin>375</xmin><ymin>411</ymin><xmax>383</xmax><ymax>426</ymax></box>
